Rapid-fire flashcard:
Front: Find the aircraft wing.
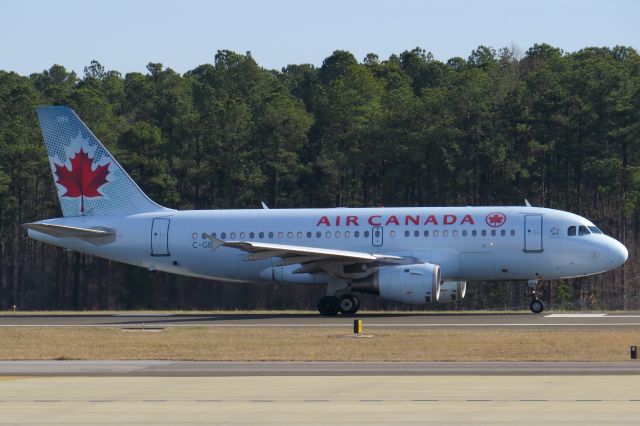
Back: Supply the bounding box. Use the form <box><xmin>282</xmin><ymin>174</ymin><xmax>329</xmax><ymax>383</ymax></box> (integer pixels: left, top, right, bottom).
<box><xmin>205</xmin><ymin>235</ymin><xmax>418</xmax><ymax>274</ymax></box>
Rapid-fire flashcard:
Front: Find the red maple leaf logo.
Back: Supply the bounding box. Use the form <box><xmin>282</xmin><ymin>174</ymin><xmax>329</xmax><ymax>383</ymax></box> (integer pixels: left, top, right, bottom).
<box><xmin>54</xmin><ymin>148</ymin><xmax>110</xmax><ymax>213</ymax></box>
<box><xmin>486</xmin><ymin>212</ymin><xmax>506</xmax><ymax>228</ymax></box>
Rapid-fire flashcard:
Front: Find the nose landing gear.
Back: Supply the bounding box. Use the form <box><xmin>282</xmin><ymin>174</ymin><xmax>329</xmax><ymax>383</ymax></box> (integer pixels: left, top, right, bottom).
<box><xmin>317</xmin><ymin>294</ymin><xmax>360</xmax><ymax>316</ymax></box>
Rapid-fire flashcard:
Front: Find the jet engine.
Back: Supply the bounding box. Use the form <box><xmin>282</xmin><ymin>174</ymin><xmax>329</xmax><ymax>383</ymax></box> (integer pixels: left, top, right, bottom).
<box><xmin>352</xmin><ymin>263</ymin><xmax>441</xmax><ymax>304</ymax></box>
<box><xmin>437</xmin><ymin>281</ymin><xmax>466</xmax><ymax>303</ymax></box>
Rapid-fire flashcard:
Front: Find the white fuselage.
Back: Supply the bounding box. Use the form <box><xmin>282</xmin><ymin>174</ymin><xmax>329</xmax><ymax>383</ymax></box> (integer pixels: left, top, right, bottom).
<box><xmin>28</xmin><ymin>206</ymin><xmax>628</xmax><ymax>286</ymax></box>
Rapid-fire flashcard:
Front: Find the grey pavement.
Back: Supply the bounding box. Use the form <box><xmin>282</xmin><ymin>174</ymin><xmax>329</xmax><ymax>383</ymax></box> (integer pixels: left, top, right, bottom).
<box><xmin>1</xmin><ymin>312</ymin><xmax>640</xmax><ymax>328</ymax></box>
<box><xmin>0</xmin><ymin>360</ymin><xmax>639</xmax><ymax>376</ymax></box>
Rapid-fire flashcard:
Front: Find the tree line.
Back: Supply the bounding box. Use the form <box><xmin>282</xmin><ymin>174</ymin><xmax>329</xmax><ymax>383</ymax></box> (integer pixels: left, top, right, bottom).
<box><xmin>0</xmin><ymin>44</ymin><xmax>639</xmax><ymax>310</ymax></box>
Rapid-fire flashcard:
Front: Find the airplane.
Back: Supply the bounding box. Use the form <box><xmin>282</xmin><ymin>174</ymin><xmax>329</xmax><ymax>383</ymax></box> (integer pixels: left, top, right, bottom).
<box><xmin>25</xmin><ymin>106</ymin><xmax>629</xmax><ymax>316</ymax></box>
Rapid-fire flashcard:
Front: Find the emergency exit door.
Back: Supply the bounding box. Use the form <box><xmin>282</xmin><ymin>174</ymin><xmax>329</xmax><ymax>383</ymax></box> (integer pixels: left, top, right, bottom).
<box><xmin>524</xmin><ymin>215</ymin><xmax>543</xmax><ymax>252</ymax></box>
<box><xmin>151</xmin><ymin>218</ymin><xmax>170</xmax><ymax>256</ymax></box>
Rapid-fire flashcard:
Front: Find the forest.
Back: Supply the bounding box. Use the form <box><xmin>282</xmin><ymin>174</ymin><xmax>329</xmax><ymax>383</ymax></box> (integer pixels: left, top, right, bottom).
<box><xmin>0</xmin><ymin>44</ymin><xmax>639</xmax><ymax>311</ymax></box>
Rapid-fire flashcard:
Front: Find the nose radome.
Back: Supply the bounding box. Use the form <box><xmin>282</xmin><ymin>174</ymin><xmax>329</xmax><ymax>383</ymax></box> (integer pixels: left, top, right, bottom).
<box><xmin>609</xmin><ymin>240</ymin><xmax>628</xmax><ymax>267</ymax></box>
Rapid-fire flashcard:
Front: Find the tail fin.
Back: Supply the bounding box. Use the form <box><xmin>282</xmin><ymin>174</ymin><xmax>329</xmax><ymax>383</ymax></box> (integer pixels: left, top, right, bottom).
<box><xmin>36</xmin><ymin>106</ymin><xmax>169</xmax><ymax>217</ymax></box>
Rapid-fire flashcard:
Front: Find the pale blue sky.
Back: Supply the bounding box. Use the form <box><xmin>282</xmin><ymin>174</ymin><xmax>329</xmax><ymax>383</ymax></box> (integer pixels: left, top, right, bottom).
<box><xmin>1</xmin><ymin>0</ymin><xmax>638</xmax><ymax>76</ymax></box>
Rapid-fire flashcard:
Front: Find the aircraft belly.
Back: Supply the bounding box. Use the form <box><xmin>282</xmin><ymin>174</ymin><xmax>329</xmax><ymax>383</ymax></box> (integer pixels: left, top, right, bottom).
<box><xmin>458</xmin><ymin>252</ymin><xmax>494</xmax><ymax>280</ymax></box>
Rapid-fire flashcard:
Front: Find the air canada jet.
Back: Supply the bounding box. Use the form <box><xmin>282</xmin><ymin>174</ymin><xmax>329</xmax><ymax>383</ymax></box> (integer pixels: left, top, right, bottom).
<box><xmin>25</xmin><ymin>106</ymin><xmax>628</xmax><ymax>315</ymax></box>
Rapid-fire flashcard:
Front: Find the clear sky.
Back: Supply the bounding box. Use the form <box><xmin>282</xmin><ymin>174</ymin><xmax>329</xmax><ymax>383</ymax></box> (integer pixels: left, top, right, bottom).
<box><xmin>1</xmin><ymin>0</ymin><xmax>638</xmax><ymax>76</ymax></box>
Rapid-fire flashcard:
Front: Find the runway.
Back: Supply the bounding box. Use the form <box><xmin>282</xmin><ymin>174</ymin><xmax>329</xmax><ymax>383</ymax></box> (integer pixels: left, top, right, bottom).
<box><xmin>1</xmin><ymin>374</ymin><xmax>639</xmax><ymax>425</ymax></box>
<box><xmin>0</xmin><ymin>360</ymin><xmax>639</xmax><ymax>376</ymax></box>
<box><xmin>1</xmin><ymin>312</ymin><xmax>640</xmax><ymax>328</ymax></box>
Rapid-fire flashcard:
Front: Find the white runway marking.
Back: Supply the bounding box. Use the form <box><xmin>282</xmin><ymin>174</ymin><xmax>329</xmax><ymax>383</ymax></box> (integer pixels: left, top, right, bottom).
<box><xmin>112</xmin><ymin>314</ymin><xmax>173</xmax><ymax>317</ymax></box>
<box><xmin>545</xmin><ymin>314</ymin><xmax>607</xmax><ymax>318</ymax></box>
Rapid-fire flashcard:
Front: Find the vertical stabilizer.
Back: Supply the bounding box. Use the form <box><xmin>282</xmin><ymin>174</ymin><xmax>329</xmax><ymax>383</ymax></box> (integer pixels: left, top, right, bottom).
<box><xmin>36</xmin><ymin>106</ymin><xmax>170</xmax><ymax>217</ymax></box>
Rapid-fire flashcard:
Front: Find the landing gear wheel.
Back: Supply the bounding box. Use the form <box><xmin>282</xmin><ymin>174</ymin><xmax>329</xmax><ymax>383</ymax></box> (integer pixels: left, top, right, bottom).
<box><xmin>338</xmin><ymin>294</ymin><xmax>360</xmax><ymax>316</ymax></box>
<box><xmin>317</xmin><ymin>296</ymin><xmax>339</xmax><ymax>316</ymax></box>
<box><xmin>529</xmin><ymin>299</ymin><xmax>544</xmax><ymax>314</ymax></box>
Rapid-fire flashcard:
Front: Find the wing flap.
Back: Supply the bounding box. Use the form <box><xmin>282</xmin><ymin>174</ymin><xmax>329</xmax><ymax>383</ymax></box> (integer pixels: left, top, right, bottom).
<box><xmin>205</xmin><ymin>234</ymin><xmax>414</xmax><ymax>265</ymax></box>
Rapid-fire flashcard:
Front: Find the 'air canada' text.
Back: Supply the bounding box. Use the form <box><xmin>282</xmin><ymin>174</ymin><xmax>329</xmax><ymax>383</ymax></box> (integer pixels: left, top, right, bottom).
<box><xmin>316</xmin><ymin>214</ymin><xmax>477</xmax><ymax>227</ymax></box>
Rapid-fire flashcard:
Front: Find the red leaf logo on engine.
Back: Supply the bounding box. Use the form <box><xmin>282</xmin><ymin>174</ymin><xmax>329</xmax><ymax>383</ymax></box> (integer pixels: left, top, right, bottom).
<box><xmin>54</xmin><ymin>148</ymin><xmax>110</xmax><ymax>213</ymax></box>
<box><xmin>486</xmin><ymin>212</ymin><xmax>506</xmax><ymax>228</ymax></box>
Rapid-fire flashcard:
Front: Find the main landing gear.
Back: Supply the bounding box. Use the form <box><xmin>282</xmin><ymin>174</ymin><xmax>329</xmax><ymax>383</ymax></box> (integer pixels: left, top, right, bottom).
<box><xmin>529</xmin><ymin>299</ymin><xmax>545</xmax><ymax>314</ymax></box>
<box><xmin>317</xmin><ymin>294</ymin><xmax>360</xmax><ymax>316</ymax></box>
<box><xmin>527</xmin><ymin>278</ymin><xmax>545</xmax><ymax>314</ymax></box>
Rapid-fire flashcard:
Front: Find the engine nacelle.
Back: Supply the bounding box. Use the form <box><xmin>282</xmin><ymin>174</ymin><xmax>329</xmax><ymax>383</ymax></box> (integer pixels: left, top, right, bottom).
<box><xmin>352</xmin><ymin>263</ymin><xmax>441</xmax><ymax>304</ymax></box>
<box><xmin>437</xmin><ymin>281</ymin><xmax>466</xmax><ymax>303</ymax></box>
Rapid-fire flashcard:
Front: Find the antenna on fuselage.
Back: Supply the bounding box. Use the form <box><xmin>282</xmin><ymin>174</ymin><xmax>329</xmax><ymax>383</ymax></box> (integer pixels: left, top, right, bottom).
<box><xmin>524</xmin><ymin>199</ymin><xmax>532</xmax><ymax>207</ymax></box>
<box><xmin>261</xmin><ymin>202</ymin><xmax>269</xmax><ymax>209</ymax></box>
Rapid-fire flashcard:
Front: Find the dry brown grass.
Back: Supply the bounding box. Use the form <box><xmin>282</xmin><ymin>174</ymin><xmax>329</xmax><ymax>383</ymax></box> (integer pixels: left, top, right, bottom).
<box><xmin>0</xmin><ymin>327</ymin><xmax>639</xmax><ymax>361</ymax></box>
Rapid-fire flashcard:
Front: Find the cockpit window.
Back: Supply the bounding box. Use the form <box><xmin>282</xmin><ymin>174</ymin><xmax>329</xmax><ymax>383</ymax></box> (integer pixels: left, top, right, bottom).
<box><xmin>578</xmin><ymin>225</ymin><xmax>590</xmax><ymax>236</ymax></box>
<box><xmin>588</xmin><ymin>226</ymin><xmax>602</xmax><ymax>234</ymax></box>
<box><xmin>567</xmin><ymin>226</ymin><xmax>576</xmax><ymax>236</ymax></box>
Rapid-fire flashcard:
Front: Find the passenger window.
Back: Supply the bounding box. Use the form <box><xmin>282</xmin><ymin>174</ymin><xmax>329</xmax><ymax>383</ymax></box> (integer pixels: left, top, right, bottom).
<box><xmin>278</xmin><ymin>232</ymin><xmax>283</xmax><ymax>239</ymax></box>
<box><xmin>268</xmin><ymin>232</ymin><xmax>274</xmax><ymax>239</ymax></box>
<box><xmin>307</xmin><ymin>231</ymin><xmax>312</xmax><ymax>238</ymax></box>
<box><xmin>316</xmin><ymin>231</ymin><xmax>321</xmax><ymax>238</ymax></box>
<box><xmin>453</xmin><ymin>230</ymin><xmax>458</xmax><ymax>237</ymax></box>
<box><xmin>249</xmin><ymin>232</ymin><xmax>255</xmax><ymax>239</ymax></box>
<box><xmin>490</xmin><ymin>230</ymin><xmax>496</xmax><ymax>236</ymax></box>
<box><xmin>472</xmin><ymin>230</ymin><xmax>477</xmax><ymax>237</ymax></box>
<box><xmin>364</xmin><ymin>231</ymin><xmax>370</xmax><ymax>238</ymax></box>
<box><xmin>345</xmin><ymin>231</ymin><xmax>351</xmax><ymax>238</ymax></box>
<box><xmin>510</xmin><ymin>229</ymin><xmax>515</xmax><ymax>236</ymax></box>
<box><xmin>212</xmin><ymin>232</ymin><xmax>217</xmax><ymax>238</ymax></box>
<box><xmin>221</xmin><ymin>232</ymin><xmax>227</xmax><ymax>239</ymax></box>
<box><xmin>462</xmin><ymin>230</ymin><xmax>467</xmax><ymax>237</ymax></box>
<box><xmin>335</xmin><ymin>231</ymin><xmax>341</xmax><ymax>238</ymax></box>
<box><xmin>287</xmin><ymin>232</ymin><xmax>293</xmax><ymax>239</ymax></box>
<box><xmin>201</xmin><ymin>232</ymin><xmax>207</xmax><ymax>240</ymax></box>
<box><xmin>375</xmin><ymin>230</ymin><xmax>381</xmax><ymax>238</ymax></box>
<box><xmin>259</xmin><ymin>232</ymin><xmax>264</xmax><ymax>239</ymax></box>
<box><xmin>424</xmin><ymin>230</ymin><xmax>429</xmax><ymax>237</ymax></box>
<box><xmin>567</xmin><ymin>226</ymin><xmax>576</xmax><ymax>236</ymax></box>
<box><xmin>390</xmin><ymin>230</ymin><xmax>395</xmax><ymax>237</ymax></box>
<box><xmin>443</xmin><ymin>230</ymin><xmax>448</xmax><ymax>237</ymax></box>
<box><xmin>325</xmin><ymin>231</ymin><xmax>331</xmax><ymax>238</ymax></box>
<box><xmin>230</xmin><ymin>232</ymin><xmax>237</xmax><ymax>239</ymax></box>
<box><xmin>354</xmin><ymin>231</ymin><xmax>360</xmax><ymax>238</ymax></box>
<box><xmin>296</xmin><ymin>232</ymin><xmax>302</xmax><ymax>239</ymax></box>
<box><xmin>433</xmin><ymin>230</ymin><xmax>439</xmax><ymax>237</ymax></box>
<box><xmin>500</xmin><ymin>230</ymin><xmax>505</xmax><ymax>236</ymax></box>
<box><xmin>414</xmin><ymin>230</ymin><xmax>420</xmax><ymax>237</ymax></box>
<box><xmin>481</xmin><ymin>230</ymin><xmax>487</xmax><ymax>237</ymax></box>
<box><xmin>405</xmin><ymin>230</ymin><xmax>410</xmax><ymax>237</ymax></box>
<box><xmin>578</xmin><ymin>225</ymin><xmax>590</xmax><ymax>236</ymax></box>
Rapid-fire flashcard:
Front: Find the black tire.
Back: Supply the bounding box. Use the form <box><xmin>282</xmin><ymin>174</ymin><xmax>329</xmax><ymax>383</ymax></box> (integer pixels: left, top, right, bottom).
<box><xmin>317</xmin><ymin>296</ymin><xmax>339</xmax><ymax>316</ymax></box>
<box><xmin>529</xmin><ymin>299</ymin><xmax>544</xmax><ymax>314</ymax></box>
<box><xmin>338</xmin><ymin>294</ymin><xmax>360</xmax><ymax>315</ymax></box>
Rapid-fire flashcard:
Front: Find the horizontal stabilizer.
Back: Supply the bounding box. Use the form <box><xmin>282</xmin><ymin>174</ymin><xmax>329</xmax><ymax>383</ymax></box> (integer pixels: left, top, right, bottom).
<box><xmin>23</xmin><ymin>223</ymin><xmax>116</xmax><ymax>245</ymax></box>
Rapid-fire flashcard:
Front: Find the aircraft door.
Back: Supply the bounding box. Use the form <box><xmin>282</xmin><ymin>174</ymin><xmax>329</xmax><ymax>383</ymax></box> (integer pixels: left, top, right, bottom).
<box><xmin>372</xmin><ymin>226</ymin><xmax>383</xmax><ymax>247</ymax></box>
<box><xmin>524</xmin><ymin>215</ymin><xmax>543</xmax><ymax>252</ymax></box>
<box><xmin>151</xmin><ymin>218</ymin><xmax>170</xmax><ymax>256</ymax></box>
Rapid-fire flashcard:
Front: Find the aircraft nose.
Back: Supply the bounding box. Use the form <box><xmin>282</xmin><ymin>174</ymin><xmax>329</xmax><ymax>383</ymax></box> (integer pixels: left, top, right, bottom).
<box><xmin>608</xmin><ymin>239</ymin><xmax>628</xmax><ymax>267</ymax></box>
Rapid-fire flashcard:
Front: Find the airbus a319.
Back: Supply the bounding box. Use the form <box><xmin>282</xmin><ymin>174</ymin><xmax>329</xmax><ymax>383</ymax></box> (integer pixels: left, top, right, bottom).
<box><xmin>26</xmin><ymin>107</ymin><xmax>628</xmax><ymax>315</ymax></box>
